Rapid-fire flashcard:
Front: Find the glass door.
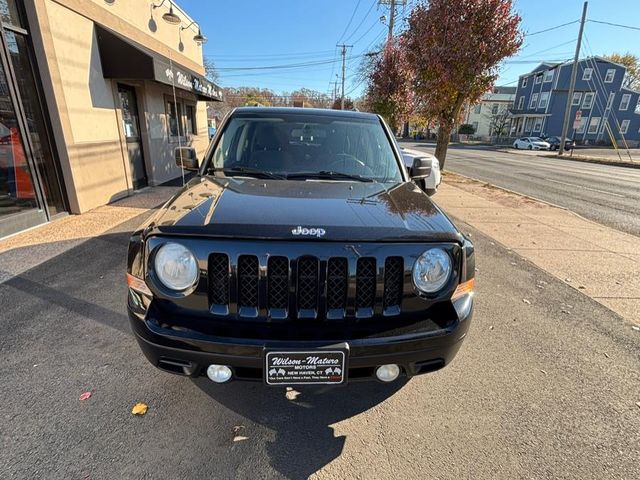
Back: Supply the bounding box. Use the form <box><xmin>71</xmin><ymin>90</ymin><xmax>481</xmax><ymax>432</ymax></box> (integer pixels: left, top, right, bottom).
<box><xmin>118</xmin><ymin>84</ymin><xmax>148</xmax><ymax>190</ymax></box>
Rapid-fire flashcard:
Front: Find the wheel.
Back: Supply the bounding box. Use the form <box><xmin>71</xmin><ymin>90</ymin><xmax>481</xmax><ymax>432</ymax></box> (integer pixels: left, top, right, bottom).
<box><xmin>514</xmin><ymin>143</ymin><xmax>519</xmax><ymax>149</ymax></box>
<box><xmin>528</xmin><ymin>145</ymin><xmax>533</xmax><ymax>150</ymax></box>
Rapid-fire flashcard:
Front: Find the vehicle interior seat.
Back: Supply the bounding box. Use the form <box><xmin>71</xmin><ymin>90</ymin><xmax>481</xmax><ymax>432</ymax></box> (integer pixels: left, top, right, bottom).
<box><xmin>249</xmin><ymin>125</ymin><xmax>294</xmax><ymax>173</ymax></box>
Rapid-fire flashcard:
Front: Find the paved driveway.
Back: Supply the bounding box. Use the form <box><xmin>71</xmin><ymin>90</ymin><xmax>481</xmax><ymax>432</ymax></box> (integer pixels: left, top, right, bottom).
<box><xmin>1</xmin><ymin>210</ymin><xmax>638</xmax><ymax>479</ymax></box>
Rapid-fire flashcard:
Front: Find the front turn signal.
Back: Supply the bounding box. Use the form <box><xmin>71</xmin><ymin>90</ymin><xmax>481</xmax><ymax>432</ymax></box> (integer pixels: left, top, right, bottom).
<box><xmin>127</xmin><ymin>273</ymin><xmax>152</xmax><ymax>296</ymax></box>
<box><xmin>452</xmin><ymin>278</ymin><xmax>475</xmax><ymax>300</ymax></box>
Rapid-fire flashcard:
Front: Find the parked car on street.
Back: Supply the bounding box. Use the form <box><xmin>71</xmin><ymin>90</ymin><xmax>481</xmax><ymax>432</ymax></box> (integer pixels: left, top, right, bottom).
<box><xmin>126</xmin><ymin>107</ymin><xmax>475</xmax><ymax>387</ymax></box>
<box><xmin>400</xmin><ymin>147</ymin><xmax>441</xmax><ymax>196</ymax></box>
<box><xmin>545</xmin><ymin>136</ymin><xmax>575</xmax><ymax>151</ymax></box>
<box><xmin>513</xmin><ymin>137</ymin><xmax>550</xmax><ymax>150</ymax></box>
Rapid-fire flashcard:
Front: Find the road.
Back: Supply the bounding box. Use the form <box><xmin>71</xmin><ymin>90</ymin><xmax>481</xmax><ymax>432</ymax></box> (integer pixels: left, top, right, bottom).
<box><xmin>1</xmin><ymin>210</ymin><xmax>638</xmax><ymax>479</ymax></box>
<box><xmin>403</xmin><ymin>142</ymin><xmax>640</xmax><ymax>237</ymax></box>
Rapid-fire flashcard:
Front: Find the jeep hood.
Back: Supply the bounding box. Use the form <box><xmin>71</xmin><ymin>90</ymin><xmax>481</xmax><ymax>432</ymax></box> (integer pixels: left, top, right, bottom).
<box><xmin>144</xmin><ymin>176</ymin><xmax>462</xmax><ymax>243</ymax></box>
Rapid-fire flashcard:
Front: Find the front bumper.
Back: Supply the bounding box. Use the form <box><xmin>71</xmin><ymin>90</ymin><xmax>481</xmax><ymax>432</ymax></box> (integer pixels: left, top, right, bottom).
<box><xmin>127</xmin><ymin>295</ymin><xmax>473</xmax><ymax>383</ymax></box>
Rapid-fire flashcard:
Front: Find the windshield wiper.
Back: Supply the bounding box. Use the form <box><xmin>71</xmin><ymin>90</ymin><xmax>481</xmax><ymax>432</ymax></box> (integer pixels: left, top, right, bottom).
<box><xmin>286</xmin><ymin>171</ymin><xmax>375</xmax><ymax>182</ymax></box>
<box><xmin>208</xmin><ymin>166</ymin><xmax>285</xmax><ymax>180</ymax></box>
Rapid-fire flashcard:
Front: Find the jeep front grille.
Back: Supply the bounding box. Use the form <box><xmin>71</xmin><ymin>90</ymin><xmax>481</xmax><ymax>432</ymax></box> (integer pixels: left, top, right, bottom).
<box><xmin>206</xmin><ymin>253</ymin><xmax>405</xmax><ymax>320</ymax></box>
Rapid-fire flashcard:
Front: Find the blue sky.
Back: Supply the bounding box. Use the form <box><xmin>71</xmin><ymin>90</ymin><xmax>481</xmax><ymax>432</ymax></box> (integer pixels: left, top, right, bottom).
<box><xmin>176</xmin><ymin>0</ymin><xmax>640</xmax><ymax>97</ymax></box>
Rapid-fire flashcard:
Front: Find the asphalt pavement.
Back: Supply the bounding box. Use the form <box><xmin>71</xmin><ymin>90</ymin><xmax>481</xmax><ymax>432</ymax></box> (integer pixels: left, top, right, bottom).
<box><xmin>1</xmin><ymin>210</ymin><xmax>638</xmax><ymax>479</ymax></box>
<box><xmin>402</xmin><ymin>141</ymin><xmax>640</xmax><ymax>237</ymax></box>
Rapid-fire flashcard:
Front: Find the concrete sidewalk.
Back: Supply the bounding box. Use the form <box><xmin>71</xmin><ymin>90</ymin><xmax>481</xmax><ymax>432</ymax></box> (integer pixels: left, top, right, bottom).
<box><xmin>437</xmin><ymin>174</ymin><xmax>640</xmax><ymax>326</ymax></box>
<box><xmin>0</xmin><ymin>187</ymin><xmax>178</xmax><ymax>284</ymax></box>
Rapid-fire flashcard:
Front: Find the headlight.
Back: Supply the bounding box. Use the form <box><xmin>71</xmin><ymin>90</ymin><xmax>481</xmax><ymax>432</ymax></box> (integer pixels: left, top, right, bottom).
<box><xmin>154</xmin><ymin>242</ymin><xmax>199</xmax><ymax>291</ymax></box>
<box><xmin>412</xmin><ymin>248</ymin><xmax>452</xmax><ymax>293</ymax></box>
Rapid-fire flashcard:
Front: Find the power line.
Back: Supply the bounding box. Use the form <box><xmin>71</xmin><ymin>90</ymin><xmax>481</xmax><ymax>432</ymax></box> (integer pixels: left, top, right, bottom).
<box><xmin>525</xmin><ymin>20</ymin><xmax>580</xmax><ymax>36</ymax></box>
<box><xmin>215</xmin><ymin>57</ymin><xmax>348</xmax><ymax>72</ymax></box>
<box><xmin>337</xmin><ymin>0</ymin><xmax>363</xmax><ymax>44</ymax></box>
<box><xmin>344</xmin><ymin>0</ymin><xmax>378</xmax><ymax>42</ymax></box>
<box><xmin>587</xmin><ymin>19</ymin><xmax>640</xmax><ymax>31</ymax></box>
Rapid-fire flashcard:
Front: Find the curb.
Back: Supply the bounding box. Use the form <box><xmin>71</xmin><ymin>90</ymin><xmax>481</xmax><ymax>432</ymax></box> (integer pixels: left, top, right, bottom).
<box><xmin>496</xmin><ymin>148</ymin><xmax>640</xmax><ymax>169</ymax></box>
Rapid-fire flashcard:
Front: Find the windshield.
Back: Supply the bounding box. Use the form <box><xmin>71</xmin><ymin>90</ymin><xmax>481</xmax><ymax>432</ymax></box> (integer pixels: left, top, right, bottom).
<box><xmin>208</xmin><ymin>111</ymin><xmax>402</xmax><ymax>182</ymax></box>
<box><xmin>531</xmin><ymin>137</ymin><xmax>545</xmax><ymax>142</ymax></box>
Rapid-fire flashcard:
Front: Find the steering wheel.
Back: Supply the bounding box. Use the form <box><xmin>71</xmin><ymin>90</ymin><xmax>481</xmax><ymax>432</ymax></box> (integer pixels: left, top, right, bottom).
<box><xmin>326</xmin><ymin>154</ymin><xmax>375</xmax><ymax>177</ymax></box>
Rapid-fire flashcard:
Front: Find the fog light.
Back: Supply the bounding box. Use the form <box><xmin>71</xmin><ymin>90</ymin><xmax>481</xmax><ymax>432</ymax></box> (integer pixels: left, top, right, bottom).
<box><xmin>206</xmin><ymin>364</ymin><xmax>232</xmax><ymax>383</ymax></box>
<box><xmin>375</xmin><ymin>364</ymin><xmax>400</xmax><ymax>382</ymax></box>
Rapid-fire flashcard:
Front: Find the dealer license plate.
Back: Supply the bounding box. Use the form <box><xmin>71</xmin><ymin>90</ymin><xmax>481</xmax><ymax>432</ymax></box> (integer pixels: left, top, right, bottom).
<box><xmin>265</xmin><ymin>350</ymin><xmax>347</xmax><ymax>385</ymax></box>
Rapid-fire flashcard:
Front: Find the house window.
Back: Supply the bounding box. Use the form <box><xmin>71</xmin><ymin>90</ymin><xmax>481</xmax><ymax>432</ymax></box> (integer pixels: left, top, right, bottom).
<box><xmin>474</xmin><ymin>104</ymin><xmax>482</xmax><ymax>114</ymax></box>
<box><xmin>472</xmin><ymin>121</ymin><xmax>479</xmax><ymax>132</ymax></box>
<box><xmin>582</xmin><ymin>68</ymin><xmax>593</xmax><ymax>81</ymax></box>
<box><xmin>571</xmin><ymin>92</ymin><xmax>582</xmax><ymax>106</ymax></box>
<box><xmin>619</xmin><ymin>94</ymin><xmax>631</xmax><ymax>111</ymax></box>
<box><xmin>491</xmin><ymin>103</ymin><xmax>499</xmax><ymax>115</ymax></box>
<box><xmin>533</xmin><ymin>118</ymin><xmax>542</xmax><ymax>132</ymax></box>
<box><xmin>521</xmin><ymin>77</ymin><xmax>528</xmax><ymax>88</ymax></box>
<box><xmin>543</xmin><ymin>70</ymin><xmax>554</xmax><ymax>83</ymax></box>
<box><xmin>620</xmin><ymin>119</ymin><xmax>630</xmax><ymax>134</ymax></box>
<box><xmin>576</xmin><ymin>118</ymin><xmax>586</xmax><ymax>133</ymax></box>
<box><xmin>636</xmin><ymin>98</ymin><xmax>640</xmax><ymax>114</ymax></box>
<box><xmin>604</xmin><ymin>69</ymin><xmax>615</xmax><ymax>83</ymax></box>
<box><xmin>529</xmin><ymin>93</ymin><xmax>538</xmax><ymax>109</ymax></box>
<box><xmin>524</xmin><ymin>117</ymin><xmax>534</xmax><ymax>131</ymax></box>
<box><xmin>535</xmin><ymin>75</ymin><xmax>542</xmax><ymax>85</ymax></box>
<box><xmin>517</xmin><ymin>96</ymin><xmax>524</xmax><ymax>109</ymax></box>
<box><xmin>582</xmin><ymin>92</ymin><xmax>594</xmax><ymax>109</ymax></box>
<box><xmin>587</xmin><ymin>117</ymin><xmax>600</xmax><ymax>134</ymax></box>
<box><xmin>539</xmin><ymin>92</ymin><xmax>550</xmax><ymax>109</ymax></box>
<box><xmin>606</xmin><ymin>92</ymin><xmax>615</xmax><ymax>110</ymax></box>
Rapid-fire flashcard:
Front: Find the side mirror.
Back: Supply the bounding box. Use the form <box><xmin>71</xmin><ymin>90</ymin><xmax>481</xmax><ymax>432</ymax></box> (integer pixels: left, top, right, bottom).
<box><xmin>410</xmin><ymin>157</ymin><xmax>432</xmax><ymax>179</ymax></box>
<box><xmin>175</xmin><ymin>147</ymin><xmax>199</xmax><ymax>171</ymax></box>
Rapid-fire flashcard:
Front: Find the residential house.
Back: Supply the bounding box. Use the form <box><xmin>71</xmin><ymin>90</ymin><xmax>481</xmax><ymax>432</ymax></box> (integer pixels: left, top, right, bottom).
<box><xmin>463</xmin><ymin>86</ymin><xmax>516</xmax><ymax>139</ymax></box>
<box><xmin>511</xmin><ymin>57</ymin><xmax>640</xmax><ymax>146</ymax></box>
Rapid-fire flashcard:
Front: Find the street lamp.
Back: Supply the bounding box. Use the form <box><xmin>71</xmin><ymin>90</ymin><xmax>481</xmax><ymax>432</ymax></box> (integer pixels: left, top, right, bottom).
<box><xmin>152</xmin><ymin>0</ymin><xmax>181</xmax><ymax>25</ymax></box>
<box><xmin>180</xmin><ymin>21</ymin><xmax>207</xmax><ymax>45</ymax></box>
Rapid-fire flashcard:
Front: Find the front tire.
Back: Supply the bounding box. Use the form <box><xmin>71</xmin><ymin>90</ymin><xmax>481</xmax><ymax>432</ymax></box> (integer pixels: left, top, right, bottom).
<box><xmin>528</xmin><ymin>145</ymin><xmax>533</xmax><ymax>150</ymax></box>
<box><xmin>514</xmin><ymin>144</ymin><xmax>519</xmax><ymax>149</ymax></box>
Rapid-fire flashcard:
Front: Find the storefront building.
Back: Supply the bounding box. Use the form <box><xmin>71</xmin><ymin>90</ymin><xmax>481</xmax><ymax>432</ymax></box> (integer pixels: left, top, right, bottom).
<box><xmin>0</xmin><ymin>0</ymin><xmax>221</xmax><ymax>239</ymax></box>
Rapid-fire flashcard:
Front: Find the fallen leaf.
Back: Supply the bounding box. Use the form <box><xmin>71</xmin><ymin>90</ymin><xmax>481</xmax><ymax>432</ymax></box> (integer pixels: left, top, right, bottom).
<box><xmin>522</xmin><ymin>299</ymin><xmax>531</xmax><ymax>305</ymax></box>
<box><xmin>285</xmin><ymin>389</ymin><xmax>301</xmax><ymax>401</ymax></box>
<box><xmin>636</xmin><ymin>402</ymin><xmax>640</xmax><ymax>409</ymax></box>
<box><xmin>489</xmin><ymin>325</ymin><xmax>494</xmax><ymax>330</ymax></box>
<box><xmin>131</xmin><ymin>402</ymin><xmax>148</xmax><ymax>415</ymax></box>
<box><xmin>233</xmin><ymin>435</ymin><xmax>249</xmax><ymax>442</ymax></box>
<box><xmin>564</xmin><ymin>278</ymin><xmax>572</xmax><ymax>283</ymax></box>
<box><xmin>603</xmin><ymin>352</ymin><xmax>610</xmax><ymax>358</ymax></box>
<box><xmin>233</xmin><ymin>425</ymin><xmax>244</xmax><ymax>434</ymax></box>
<box><xmin>540</xmin><ymin>369</ymin><xmax>547</xmax><ymax>375</ymax></box>
<box><xmin>561</xmin><ymin>309</ymin><xmax>570</xmax><ymax>315</ymax></box>
<box><xmin>79</xmin><ymin>391</ymin><xmax>92</xmax><ymax>401</ymax></box>
<box><xmin>578</xmin><ymin>285</ymin><xmax>586</xmax><ymax>290</ymax></box>
<box><xmin>632</xmin><ymin>326</ymin><xmax>640</xmax><ymax>332</ymax></box>
<box><xmin>510</xmin><ymin>262</ymin><xmax>517</xmax><ymax>266</ymax></box>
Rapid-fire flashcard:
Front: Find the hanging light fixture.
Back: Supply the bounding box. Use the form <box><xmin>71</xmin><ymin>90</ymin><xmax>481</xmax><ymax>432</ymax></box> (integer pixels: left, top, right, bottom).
<box><xmin>152</xmin><ymin>0</ymin><xmax>181</xmax><ymax>25</ymax></box>
<box><xmin>181</xmin><ymin>21</ymin><xmax>207</xmax><ymax>45</ymax></box>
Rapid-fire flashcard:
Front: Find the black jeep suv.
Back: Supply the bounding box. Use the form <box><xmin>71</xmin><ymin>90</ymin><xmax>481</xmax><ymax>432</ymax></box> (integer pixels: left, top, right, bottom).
<box><xmin>126</xmin><ymin>107</ymin><xmax>475</xmax><ymax>386</ymax></box>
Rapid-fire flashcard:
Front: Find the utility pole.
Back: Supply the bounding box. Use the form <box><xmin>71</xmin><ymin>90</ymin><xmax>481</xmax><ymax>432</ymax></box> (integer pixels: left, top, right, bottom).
<box><xmin>379</xmin><ymin>0</ymin><xmax>405</xmax><ymax>47</ymax></box>
<box><xmin>559</xmin><ymin>1</ymin><xmax>588</xmax><ymax>156</ymax></box>
<box><xmin>337</xmin><ymin>44</ymin><xmax>352</xmax><ymax>109</ymax></box>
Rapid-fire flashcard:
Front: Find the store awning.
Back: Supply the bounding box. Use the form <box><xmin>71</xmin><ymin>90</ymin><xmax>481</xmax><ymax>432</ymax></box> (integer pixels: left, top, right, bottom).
<box><xmin>95</xmin><ymin>26</ymin><xmax>223</xmax><ymax>102</ymax></box>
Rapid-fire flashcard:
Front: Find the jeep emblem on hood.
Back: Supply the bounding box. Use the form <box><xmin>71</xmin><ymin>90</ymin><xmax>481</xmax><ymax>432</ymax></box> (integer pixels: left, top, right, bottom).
<box><xmin>291</xmin><ymin>226</ymin><xmax>326</xmax><ymax>238</ymax></box>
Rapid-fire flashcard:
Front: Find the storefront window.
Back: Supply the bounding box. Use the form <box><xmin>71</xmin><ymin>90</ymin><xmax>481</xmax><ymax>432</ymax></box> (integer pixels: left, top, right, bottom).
<box><xmin>0</xmin><ymin>54</ymin><xmax>38</xmax><ymax>219</ymax></box>
<box><xmin>167</xmin><ymin>100</ymin><xmax>180</xmax><ymax>137</ymax></box>
<box><xmin>5</xmin><ymin>31</ymin><xmax>66</xmax><ymax>215</ymax></box>
<box><xmin>185</xmin><ymin>104</ymin><xmax>195</xmax><ymax>135</ymax></box>
<box><xmin>0</xmin><ymin>0</ymin><xmax>22</xmax><ymax>29</ymax></box>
